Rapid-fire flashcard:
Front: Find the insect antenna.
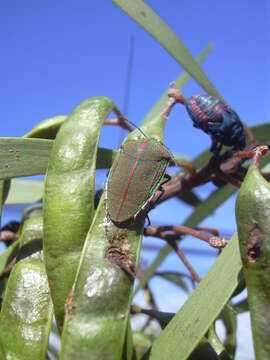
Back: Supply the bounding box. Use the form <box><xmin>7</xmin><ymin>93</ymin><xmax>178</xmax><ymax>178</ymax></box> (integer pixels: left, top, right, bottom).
<box><xmin>124</xmin><ymin>119</ymin><xmax>148</xmax><ymax>138</ymax></box>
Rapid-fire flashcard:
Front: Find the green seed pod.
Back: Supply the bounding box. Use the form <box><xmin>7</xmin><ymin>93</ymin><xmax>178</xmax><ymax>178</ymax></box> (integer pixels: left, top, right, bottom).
<box><xmin>43</xmin><ymin>96</ymin><xmax>114</xmax><ymax>332</ymax></box>
<box><xmin>0</xmin><ymin>240</ymin><xmax>20</xmax><ymax>276</ymax></box>
<box><xmin>0</xmin><ymin>207</ymin><xmax>52</xmax><ymax>359</ymax></box>
<box><xmin>17</xmin><ymin>209</ymin><xmax>43</xmax><ymax>262</ymax></box>
<box><xmin>236</xmin><ymin>160</ymin><xmax>270</xmax><ymax>358</ymax></box>
<box><xmin>24</xmin><ymin>115</ymin><xmax>67</xmax><ymax>139</ymax></box>
<box><xmin>0</xmin><ymin>260</ymin><xmax>53</xmax><ymax>360</ymax></box>
<box><xmin>60</xmin><ymin>193</ymin><xmax>144</xmax><ymax>360</ymax></box>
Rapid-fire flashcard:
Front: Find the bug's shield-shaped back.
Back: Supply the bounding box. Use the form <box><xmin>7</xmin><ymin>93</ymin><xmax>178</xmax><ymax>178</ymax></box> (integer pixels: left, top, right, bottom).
<box><xmin>106</xmin><ymin>138</ymin><xmax>171</xmax><ymax>223</ymax></box>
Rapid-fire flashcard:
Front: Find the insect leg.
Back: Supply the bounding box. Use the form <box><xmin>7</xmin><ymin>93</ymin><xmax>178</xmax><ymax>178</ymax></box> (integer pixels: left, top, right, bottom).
<box><xmin>147</xmin><ymin>176</ymin><xmax>171</xmax><ymax>213</ymax></box>
<box><xmin>147</xmin><ymin>174</ymin><xmax>171</xmax><ymax>212</ymax></box>
<box><xmin>210</xmin><ymin>139</ymin><xmax>223</xmax><ymax>156</ymax></box>
<box><xmin>158</xmin><ymin>173</ymin><xmax>171</xmax><ymax>188</ymax></box>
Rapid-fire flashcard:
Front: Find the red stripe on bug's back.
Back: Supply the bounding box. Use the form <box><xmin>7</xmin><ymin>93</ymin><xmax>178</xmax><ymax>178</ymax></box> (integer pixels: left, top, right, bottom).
<box><xmin>115</xmin><ymin>139</ymin><xmax>151</xmax><ymax>220</ymax></box>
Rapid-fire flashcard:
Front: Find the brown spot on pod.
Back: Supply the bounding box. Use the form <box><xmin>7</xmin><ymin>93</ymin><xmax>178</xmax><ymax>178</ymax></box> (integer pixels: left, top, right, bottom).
<box><xmin>105</xmin><ymin>229</ymin><xmax>135</xmax><ymax>278</ymax></box>
<box><xmin>247</xmin><ymin>225</ymin><xmax>264</xmax><ymax>263</ymax></box>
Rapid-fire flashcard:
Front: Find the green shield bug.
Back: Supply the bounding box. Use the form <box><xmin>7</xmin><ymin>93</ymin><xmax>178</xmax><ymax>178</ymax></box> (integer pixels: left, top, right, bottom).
<box><xmin>105</xmin><ymin>131</ymin><xmax>173</xmax><ymax>224</ymax></box>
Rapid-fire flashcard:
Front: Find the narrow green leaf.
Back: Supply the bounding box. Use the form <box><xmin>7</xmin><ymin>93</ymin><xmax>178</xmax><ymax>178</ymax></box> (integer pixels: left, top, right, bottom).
<box><xmin>0</xmin><ymin>138</ymin><xmax>117</xmax><ymax>180</ymax></box>
<box><xmin>231</xmin><ymin>270</ymin><xmax>245</xmax><ymax>297</ymax></box>
<box><xmin>0</xmin><ymin>115</ymin><xmax>67</xmax><ymax>217</ymax></box>
<box><xmin>0</xmin><ymin>180</ymin><xmax>10</xmax><ymax>225</ymax></box>
<box><xmin>149</xmin><ymin>233</ymin><xmax>241</xmax><ymax>359</ymax></box>
<box><xmin>208</xmin><ymin>325</ymin><xmax>230</xmax><ymax>359</ymax></box>
<box><xmin>188</xmin><ymin>340</ymin><xmax>219</xmax><ymax>360</ymax></box>
<box><xmin>143</xmin><ymin>43</ymin><xmax>214</xmax><ymax>124</ymax></box>
<box><xmin>133</xmin><ymin>332</ymin><xmax>152</xmax><ymax>358</ymax></box>
<box><xmin>43</xmin><ymin>97</ymin><xmax>115</xmax><ymax>332</ymax></box>
<box><xmin>0</xmin><ymin>260</ymin><xmax>53</xmax><ymax>360</ymax></box>
<box><xmin>0</xmin><ymin>240</ymin><xmax>20</xmax><ymax>276</ymax></box>
<box><xmin>176</xmin><ymin>191</ymin><xmax>201</xmax><ymax>207</ymax></box>
<box><xmin>220</xmin><ymin>304</ymin><xmax>237</xmax><ymax>357</ymax></box>
<box><xmin>251</xmin><ymin>122</ymin><xmax>270</xmax><ymax>142</ymax></box>
<box><xmin>154</xmin><ymin>271</ymin><xmax>189</xmax><ymax>292</ymax></box>
<box><xmin>124</xmin><ymin>319</ymin><xmax>135</xmax><ymax>360</ymax></box>
<box><xmin>112</xmin><ymin>0</ymin><xmax>220</xmax><ymax>97</ymax></box>
<box><xmin>0</xmin><ymin>138</ymin><xmax>53</xmax><ymax>179</ymax></box>
<box><xmin>232</xmin><ymin>298</ymin><xmax>248</xmax><ymax>314</ymax></box>
<box><xmin>138</xmin><ymin>308</ymin><xmax>174</xmax><ymax>330</ymax></box>
<box><xmin>236</xmin><ymin>161</ymin><xmax>270</xmax><ymax>359</ymax></box>
<box><xmin>6</xmin><ymin>180</ymin><xmax>44</xmax><ymax>204</ymax></box>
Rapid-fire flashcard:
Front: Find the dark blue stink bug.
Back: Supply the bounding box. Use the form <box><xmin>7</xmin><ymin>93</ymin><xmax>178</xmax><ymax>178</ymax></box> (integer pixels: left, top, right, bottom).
<box><xmin>105</xmin><ymin>135</ymin><xmax>173</xmax><ymax>224</ymax></box>
<box><xmin>176</xmin><ymin>92</ymin><xmax>246</xmax><ymax>154</ymax></box>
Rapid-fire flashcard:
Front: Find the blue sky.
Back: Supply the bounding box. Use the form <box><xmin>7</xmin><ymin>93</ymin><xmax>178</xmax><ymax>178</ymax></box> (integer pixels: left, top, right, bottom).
<box><xmin>1</xmin><ymin>1</ymin><xmax>269</xmax><ymax>358</ymax></box>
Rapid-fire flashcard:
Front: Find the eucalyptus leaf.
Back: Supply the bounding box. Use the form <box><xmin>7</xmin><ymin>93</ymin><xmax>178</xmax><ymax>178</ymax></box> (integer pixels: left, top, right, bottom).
<box><xmin>154</xmin><ymin>271</ymin><xmax>189</xmax><ymax>292</ymax></box>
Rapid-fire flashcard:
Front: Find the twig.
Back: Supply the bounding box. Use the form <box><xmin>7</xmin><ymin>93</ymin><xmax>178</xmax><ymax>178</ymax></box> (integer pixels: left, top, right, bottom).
<box><xmin>234</xmin><ymin>145</ymin><xmax>269</xmax><ymax>167</ymax></box>
<box><xmin>155</xmin><ymin>141</ymin><xmax>270</xmax><ymax>206</ymax></box>
<box><xmin>143</xmin><ymin>226</ymin><xmax>201</xmax><ymax>282</ymax></box>
<box><xmin>166</xmin><ymin>239</ymin><xmax>201</xmax><ymax>283</ymax></box>
<box><xmin>215</xmin><ymin>169</ymin><xmax>242</xmax><ymax>188</ymax></box>
<box><xmin>144</xmin><ymin>225</ymin><xmax>228</xmax><ymax>249</ymax></box>
<box><xmin>195</xmin><ymin>226</ymin><xmax>219</xmax><ymax>237</ymax></box>
<box><xmin>105</xmin><ymin>109</ymin><xmax>133</xmax><ymax>132</ymax></box>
